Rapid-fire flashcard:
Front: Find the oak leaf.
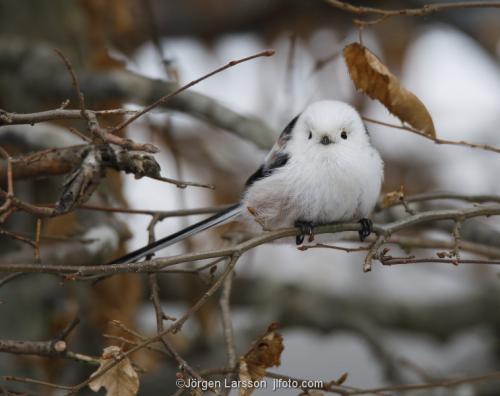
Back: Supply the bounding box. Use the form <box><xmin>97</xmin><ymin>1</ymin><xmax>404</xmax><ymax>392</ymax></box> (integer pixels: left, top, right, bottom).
<box><xmin>238</xmin><ymin>323</ymin><xmax>284</xmax><ymax>396</ymax></box>
<box><xmin>343</xmin><ymin>42</ymin><xmax>435</xmax><ymax>138</ymax></box>
<box><xmin>89</xmin><ymin>346</ymin><xmax>139</xmax><ymax>396</ymax></box>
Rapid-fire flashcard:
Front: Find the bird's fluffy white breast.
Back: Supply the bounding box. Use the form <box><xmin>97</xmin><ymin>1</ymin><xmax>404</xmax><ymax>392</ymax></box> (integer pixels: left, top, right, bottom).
<box><xmin>242</xmin><ymin>142</ymin><xmax>382</xmax><ymax>229</ymax></box>
<box><xmin>242</xmin><ymin>100</ymin><xmax>383</xmax><ymax>230</ymax></box>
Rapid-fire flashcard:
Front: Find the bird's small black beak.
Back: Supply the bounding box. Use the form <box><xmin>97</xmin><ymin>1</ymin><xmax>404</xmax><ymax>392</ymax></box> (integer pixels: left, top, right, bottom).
<box><xmin>320</xmin><ymin>135</ymin><xmax>332</xmax><ymax>145</ymax></box>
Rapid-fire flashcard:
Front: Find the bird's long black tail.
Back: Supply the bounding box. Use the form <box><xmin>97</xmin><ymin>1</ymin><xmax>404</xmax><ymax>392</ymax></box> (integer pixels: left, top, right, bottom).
<box><xmin>108</xmin><ymin>203</ymin><xmax>242</xmax><ymax>264</ymax></box>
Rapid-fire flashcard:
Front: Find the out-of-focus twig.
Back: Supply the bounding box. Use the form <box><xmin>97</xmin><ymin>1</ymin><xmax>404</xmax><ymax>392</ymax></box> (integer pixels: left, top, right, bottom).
<box><xmin>364</xmin><ymin>117</ymin><xmax>500</xmax><ymax>155</ymax></box>
<box><xmin>69</xmin><ymin>255</ymin><xmax>240</xmax><ymax>394</ymax></box>
<box><xmin>324</xmin><ymin>0</ymin><xmax>500</xmax><ymax>26</ymax></box>
<box><xmin>111</xmin><ymin>49</ymin><xmax>275</xmax><ymax>134</ymax></box>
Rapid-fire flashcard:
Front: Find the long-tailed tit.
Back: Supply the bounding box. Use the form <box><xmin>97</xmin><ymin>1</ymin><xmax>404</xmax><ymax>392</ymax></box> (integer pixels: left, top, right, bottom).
<box><xmin>109</xmin><ymin>100</ymin><xmax>384</xmax><ymax>264</ymax></box>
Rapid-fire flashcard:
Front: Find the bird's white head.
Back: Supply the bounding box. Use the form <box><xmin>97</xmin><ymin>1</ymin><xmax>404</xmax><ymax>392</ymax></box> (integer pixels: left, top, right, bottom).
<box><xmin>288</xmin><ymin>100</ymin><xmax>370</xmax><ymax>157</ymax></box>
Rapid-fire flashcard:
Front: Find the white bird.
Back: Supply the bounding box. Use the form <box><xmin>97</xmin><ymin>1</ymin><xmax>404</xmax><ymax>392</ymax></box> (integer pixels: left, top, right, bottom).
<box><xmin>109</xmin><ymin>100</ymin><xmax>384</xmax><ymax>264</ymax></box>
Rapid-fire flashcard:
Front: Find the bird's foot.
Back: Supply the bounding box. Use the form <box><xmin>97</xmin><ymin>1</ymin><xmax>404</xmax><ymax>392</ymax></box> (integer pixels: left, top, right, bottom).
<box><xmin>358</xmin><ymin>218</ymin><xmax>373</xmax><ymax>242</ymax></box>
<box><xmin>294</xmin><ymin>220</ymin><xmax>315</xmax><ymax>245</ymax></box>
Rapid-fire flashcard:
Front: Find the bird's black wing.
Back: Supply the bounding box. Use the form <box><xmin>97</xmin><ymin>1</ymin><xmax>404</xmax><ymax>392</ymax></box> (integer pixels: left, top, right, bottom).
<box><xmin>244</xmin><ymin>113</ymin><xmax>300</xmax><ymax>188</ymax></box>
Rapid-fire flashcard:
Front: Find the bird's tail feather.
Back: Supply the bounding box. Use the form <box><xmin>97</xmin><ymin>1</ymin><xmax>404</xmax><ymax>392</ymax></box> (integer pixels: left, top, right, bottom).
<box><xmin>108</xmin><ymin>203</ymin><xmax>242</xmax><ymax>264</ymax></box>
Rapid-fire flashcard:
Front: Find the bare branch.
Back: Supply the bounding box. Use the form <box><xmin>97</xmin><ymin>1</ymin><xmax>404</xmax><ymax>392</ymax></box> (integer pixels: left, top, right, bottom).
<box><xmin>71</xmin><ymin>203</ymin><xmax>230</xmax><ymax>218</ymax></box>
<box><xmin>0</xmin><ymin>37</ymin><xmax>277</xmax><ymax>149</ymax></box>
<box><xmin>53</xmin><ymin>48</ymin><xmax>87</xmax><ymax>118</ymax></box>
<box><xmin>69</xmin><ymin>255</ymin><xmax>240</xmax><ymax>394</ymax></box>
<box><xmin>324</xmin><ymin>1</ymin><xmax>500</xmax><ymax>23</ymax></box>
<box><xmin>2</xmin><ymin>205</ymin><xmax>500</xmax><ymax>276</ymax></box>
<box><xmin>110</xmin><ymin>49</ymin><xmax>275</xmax><ymax>134</ymax></box>
<box><xmin>380</xmin><ymin>255</ymin><xmax>500</xmax><ymax>266</ymax></box>
<box><xmin>364</xmin><ymin>117</ymin><xmax>500</xmax><ymax>155</ymax></box>
<box><xmin>0</xmin><ymin>108</ymin><xmax>139</xmax><ymax>126</ymax></box>
<box><xmin>220</xmin><ymin>271</ymin><xmax>237</xmax><ymax>368</ymax></box>
<box><xmin>345</xmin><ymin>370</ymin><xmax>500</xmax><ymax>395</ymax></box>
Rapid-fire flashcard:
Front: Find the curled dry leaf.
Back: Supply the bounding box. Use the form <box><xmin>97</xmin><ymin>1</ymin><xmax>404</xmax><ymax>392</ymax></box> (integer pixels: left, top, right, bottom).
<box><xmin>109</xmin><ymin>148</ymin><xmax>161</xmax><ymax>179</ymax></box>
<box><xmin>343</xmin><ymin>42</ymin><xmax>436</xmax><ymax>138</ymax></box>
<box><xmin>89</xmin><ymin>345</ymin><xmax>139</xmax><ymax>396</ymax></box>
<box><xmin>380</xmin><ymin>185</ymin><xmax>405</xmax><ymax>208</ymax></box>
<box><xmin>55</xmin><ymin>148</ymin><xmax>103</xmax><ymax>215</ymax></box>
<box><xmin>238</xmin><ymin>323</ymin><xmax>284</xmax><ymax>396</ymax></box>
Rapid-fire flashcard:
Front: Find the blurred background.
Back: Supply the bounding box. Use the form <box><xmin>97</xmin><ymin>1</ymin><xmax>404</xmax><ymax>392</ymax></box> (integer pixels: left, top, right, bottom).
<box><xmin>1</xmin><ymin>0</ymin><xmax>500</xmax><ymax>395</ymax></box>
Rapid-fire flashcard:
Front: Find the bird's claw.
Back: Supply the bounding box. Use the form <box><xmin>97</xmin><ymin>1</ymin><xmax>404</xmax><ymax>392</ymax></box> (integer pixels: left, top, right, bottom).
<box><xmin>295</xmin><ymin>220</ymin><xmax>315</xmax><ymax>245</ymax></box>
<box><xmin>358</xmin><ymin>218</ymin><xmax>373</xmax><ymax>241</ymax></box>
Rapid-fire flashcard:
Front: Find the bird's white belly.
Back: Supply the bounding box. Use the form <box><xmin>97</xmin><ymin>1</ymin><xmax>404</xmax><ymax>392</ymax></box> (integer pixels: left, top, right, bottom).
<box><xmin>287</xmin><ymin>160</ymin><xmax>363</xmax><ymax>225</ymax></box>
<box><xmin>242</xmin><ymin>148</ymin><xmax>381</xmax><ymax>230</ymax></box>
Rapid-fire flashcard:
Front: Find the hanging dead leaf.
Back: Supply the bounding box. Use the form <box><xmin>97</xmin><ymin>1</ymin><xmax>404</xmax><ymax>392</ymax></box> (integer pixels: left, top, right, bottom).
<box><xmin>89</xmin><ymin>346</ymin><xmax>139</xmax><ymax>396</ymax></box>
<box><xmin>343</xmin><ymin>42</ymin><xmax>436</xmax><ymax>138</ymax></box>
<box><xmin>238</xmin><ymin>323</ymin><xmax>284</xmax><ymax>396</ymax></box>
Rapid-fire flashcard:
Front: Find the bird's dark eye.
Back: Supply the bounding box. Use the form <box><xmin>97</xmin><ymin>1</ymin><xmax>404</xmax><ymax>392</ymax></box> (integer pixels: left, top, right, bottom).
<box><xmin>341</xmin><ymin>130</ymin><xmax>348</xmax><ymax>140</ymax></box>
<box><xmin>308</xmin><ymin>131</ymin><xmax>312</xmax><ymax>140</ymax></box>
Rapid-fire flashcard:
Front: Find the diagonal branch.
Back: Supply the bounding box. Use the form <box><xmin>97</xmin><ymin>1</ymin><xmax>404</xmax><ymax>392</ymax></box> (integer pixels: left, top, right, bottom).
<box><xmin>324</xmin><ymin>0</ymin><xmax>500</xmax><ymax>18</ymax></box>
<box><xmin>364</xmin><ymin>117</ymin><xmax>500</xmax><ymax>155</ymax></box>
<box><xmin>110</xmin><ymin>49</ymin><xmax>275</xmax><ymax>134</ymax></box>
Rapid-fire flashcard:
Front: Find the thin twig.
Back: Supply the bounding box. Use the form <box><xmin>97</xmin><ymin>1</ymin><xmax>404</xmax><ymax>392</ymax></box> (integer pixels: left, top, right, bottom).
<box><xmin>0</xmin><ymin>273</ymin><xmax>25</xmax><ymax>288</ymax></box>
<box><xmin>72</xmin><ymin>203</ymin><xmax>230</xmax><ymax>217</ymax></box>
<box><xmin>0</xmin><ymin>146</ymin><xmax>14</xmax><ymax>222</ymax></box>
<box><xmin>299</xmin><ymin>243</ymin><xmax>369</xmax><ymax>253</ymax></box>
<box><xmin>220</xmin><ymin>271</ymin><xmax>237</xmax><ymax>368</ymax></box>
<box><xmin>149</xmin><ymin>174</ymin><xmax>215</xmax><ymax>190</ymax></box>
<box><xmin>380</xmin><ymin>256</ymin><xmax>500</xmax><ymax>266</ymax></box>
<box><xmin>386</xmin><ymin>234</ymin><xmax>500</xmax><ymax>259</ymax></box>
<box><xmin>52</xmin><ymin>49</ymin><xmax>159</xmax><ymax>153</ymax></box>
<box><xmin>345</xmin><ymin>369</ymin><xmax>500</xmax><ymax>395</ymax></box>
<box><xmin>364</xmin><ymin>235</ymin><xmax>386</xmax><ymax>272</ymax></box>
<box><xmin>1</xmin><ymin>376</ymin><xmax>72</xmax><ymax>391</ymax></box>
<box><xmin>0</xmin><ymin>108</ymin><xmax>139</xmax><ymax>126</ymax></box>
<box><xmin>405</xmin><ymin>192</ymin><xmax>500</xmax><ymax>205</ymax></box>
<box><xmin>34</xmin><ymin>218</ymin><xmax>41</xmax><ymax>264</ymax></box>
<box><xmin>110</xmin><ymin>49</ymin><xmax>275</xmax><ymax>134</ymax></box>
<box><xmin>69</xmin><ymin>255</ymin><xmax>240</xmax><ymax>394</ymax></box>
<box><xmin>0</xmin><ymin>228</ymin><xmax>36</xmax><ymax>248</ymax></box>
<box><xmin>53</xmin><ymin>48</ymin><xmax>87</xmax><ymax>119</ymax></box>
<box><xmin>324</xmin><ymin>0</ymin><xmax>500</xmax><ymax>25</ymax></box>
<box><xmin>450</xmin><ymin>218</ymin><xmax>463</xmax><ymax>261</ymax></box>
<box><xmin>85</xmin><ymin>111</ymin><xmax>159</xmax><ymax>153</ymax></box>
<box><xmin>364</xmin><ymin>117</ymin><xmax>500</xmax><ymax>155</ymax></box>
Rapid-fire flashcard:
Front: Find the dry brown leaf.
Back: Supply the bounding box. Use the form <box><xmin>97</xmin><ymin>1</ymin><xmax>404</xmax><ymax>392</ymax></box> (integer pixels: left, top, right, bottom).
<box><xmin>343</xmin><ymin>42</ymin><xmax>436</xmax><ymax>138</ymax></box>
<box><xmin>335</xmin><ymin>372</ymin><xmax>349</xmax><ymax>386</ymax></box>
<box><xmin>89</xmin><ymin>346</ymin><xmax>139</xmax><ymax>396</ymax></box>
<box><xmin>55</xmin><ymin>149</ymin><xmax>103</xmax><ymax>215</ymax></box>
<box><xmin>238</xmin><ymin>323</ymin><xmax>284</xmax><ymax>396</ymax></box>
<box><xmin>238</xmin><ymin>360</ymin><xmax>254</xmax><ymax>396</ymax></box>
<box><xmin>380</xmin><ymin>185</ymin><xmax>405</xmax><ymax>208</ymax></box>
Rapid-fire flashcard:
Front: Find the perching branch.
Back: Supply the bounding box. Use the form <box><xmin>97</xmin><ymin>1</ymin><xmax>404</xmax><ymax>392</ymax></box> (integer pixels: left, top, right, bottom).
<box><xmin>1</xmin><ymin>204</ymin><xmax>500</xmax><ymax>276</ymax></box>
